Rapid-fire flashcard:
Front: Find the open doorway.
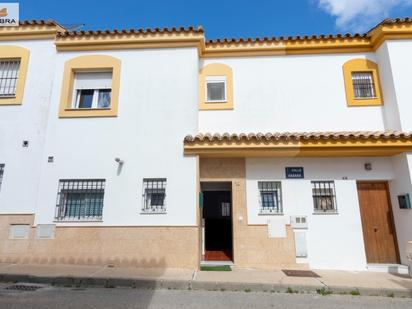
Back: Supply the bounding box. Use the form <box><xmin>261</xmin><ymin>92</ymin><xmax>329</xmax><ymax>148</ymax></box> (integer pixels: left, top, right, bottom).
<box><xmin>201</xmin><ymin>182</ymin><xmax>233</xmax><ymax>262</ymax></box>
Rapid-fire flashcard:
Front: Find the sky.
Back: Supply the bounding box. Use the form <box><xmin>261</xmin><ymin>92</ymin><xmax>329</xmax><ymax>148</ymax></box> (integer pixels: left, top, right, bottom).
<box><xmin>5</xmin><ymin>0</ymin><xmax>412</xmax><ymax>39</ymax></box>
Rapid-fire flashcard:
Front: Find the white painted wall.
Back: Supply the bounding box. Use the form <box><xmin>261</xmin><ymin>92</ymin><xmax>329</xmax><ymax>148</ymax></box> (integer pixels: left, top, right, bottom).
<box><xmin>375</xmin><ymin>42</ymin><xmax>402</xmax><ymax>130</ymax></box>
<box><xmin>199</xmin><ymin>54</ymin><xmax>386</xmax><ymax>133</ymax></box>
<box><xmin>0</xmin><ymin>40</ymin><xmax>56</xmax><ymax>214</ymax></box>
<box><xmin>246</xmin><ymin>157</ymin><xmax>396</xmax><ymax>270</ymax></box>
<box><xmin>383</xmin><ymin>40</ymin><xmax>412</xmax><ymax>131</ymax></box>
<box><xmin>34</xmin><ymin>47</ymin><xmax>199</xmax><ymax>226</ymax></box>
<box><xmin>389</xmin><ymin>153</ymin><xmax>412</xmax><ymax>265</ymax></box>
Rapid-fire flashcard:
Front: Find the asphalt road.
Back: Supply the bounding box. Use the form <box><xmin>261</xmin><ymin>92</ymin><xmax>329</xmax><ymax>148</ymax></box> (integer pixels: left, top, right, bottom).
<box><xmin>0</xmin><ymin>284</ymin><xmax>411</xmax><ymax>309</ymax></box>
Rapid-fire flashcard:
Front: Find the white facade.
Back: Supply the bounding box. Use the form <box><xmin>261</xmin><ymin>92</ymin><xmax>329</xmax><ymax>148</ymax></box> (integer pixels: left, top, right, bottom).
<box><xmin>246</xmin><ymin>157</ymin><xmax>395</xmax><ymax>270</ymax></box>
<box><xmin>199</xmin><ymin>54</ymin><xmax>386</xmax><ymax>133</ymax></box>
<box><xmin>0</xmin><ymin>39</ymin><xmax>56</xmax><ymax>214</ymax></box>
<box><xmin>0</xmin><ymin>20</ymin><xmax>412</xmax><ymax>271</ymax></box>
<box><xmin>34</xmin><ymin>47</ymin><xmax>199</xmax><ymax>226</ymax></box>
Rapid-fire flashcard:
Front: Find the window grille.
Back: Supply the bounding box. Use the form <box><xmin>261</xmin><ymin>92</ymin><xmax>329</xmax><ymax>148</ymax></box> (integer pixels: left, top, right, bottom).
<box><xmin>55</xmin><ymin>179</ymin><xmax>105</xmax><ymax>221</ymax></box>
<box><xmin>258</xmin><ymin>181</ymin><xmax>282</xmax><ymax>214</ymax></box>
<box><xmin>352</xmin><ymin>72</ymin><xmax>375</xmax><ymax>99</ymax></box>
<box><xmin>0</xmin><ymin>60</ymin><xmax>20</xmax><ymax>97</ymax></box>
<box><xmin>142</xmin><ymin>178</ymin><xmax>166</xmax><ymax>213</ymax></box>
<box><xmin>312</xmin><ymin>181</ymin><xmax>337</xmax><ymax>213</ymax></box>
<box><xmin>0</xmin><ymin>164</ymin><xmax>4</xmax><ymax>191</ymax></box>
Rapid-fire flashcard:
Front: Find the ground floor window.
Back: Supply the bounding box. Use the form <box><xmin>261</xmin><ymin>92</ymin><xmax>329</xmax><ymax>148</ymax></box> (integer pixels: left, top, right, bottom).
<box><xmin>258</xmin><ymin>181</ymin><xmax>282</xmax><ymax>214</ymax></box>
<box><xmin>142</xmin><ymin>178</ymin><xmax>167</xmax><ymax>213</ymax></box>
<box><xmin>311</xmin><ymin>180</ymin><xmax>337</xmax><ymax>213</ymax></box>
<box><xmin>55</xmin><ymin>179</ymin><xmax>105</xmax><ymax>221</ymax></box>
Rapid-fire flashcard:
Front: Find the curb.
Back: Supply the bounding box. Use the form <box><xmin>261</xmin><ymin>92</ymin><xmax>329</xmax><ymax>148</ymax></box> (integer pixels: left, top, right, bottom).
<box><xmin>0</xmin><ymin>273</ymin><xmax>411</xmax><ymax>298</ymax></box>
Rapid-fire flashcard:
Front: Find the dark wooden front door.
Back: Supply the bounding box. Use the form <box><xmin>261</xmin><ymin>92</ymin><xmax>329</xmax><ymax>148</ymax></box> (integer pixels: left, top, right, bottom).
<box><xmin>357</xmin><ymin>182</ymin><xmax>399</xmax><ymax>264</ymax></box>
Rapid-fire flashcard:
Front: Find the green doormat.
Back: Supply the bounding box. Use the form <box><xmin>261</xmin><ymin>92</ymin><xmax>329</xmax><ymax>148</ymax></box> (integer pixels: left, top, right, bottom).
<box><xmin>200</xmin><ymin>265</ymin><xmax>232</xmax><ymax>271</ymax></box>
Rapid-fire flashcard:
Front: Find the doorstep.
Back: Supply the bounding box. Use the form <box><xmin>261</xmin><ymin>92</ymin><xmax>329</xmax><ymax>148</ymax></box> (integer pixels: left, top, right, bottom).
<box><xmin>200</xmin><ymin>261</ymin><xmax>234</xmax><ymax>267</ymax></box>
<box><xmin>367</xmin><ymin>264</ymin><xmax>410</xmax><ymax>275</ymax></box>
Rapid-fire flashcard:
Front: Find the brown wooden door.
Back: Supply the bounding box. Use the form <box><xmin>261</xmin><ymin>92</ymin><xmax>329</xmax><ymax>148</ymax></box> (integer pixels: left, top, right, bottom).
<box><xmin>357</xmin><ymin>182</ymin><xmax>399</xmax><ymax>264</ymax></box>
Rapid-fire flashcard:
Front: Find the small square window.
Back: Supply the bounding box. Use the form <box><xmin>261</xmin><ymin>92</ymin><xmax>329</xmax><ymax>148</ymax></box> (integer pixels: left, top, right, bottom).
<box><xmin>142</xmin><ymin>178</ymin><xmax>167</xmax><ymax>213</ymax></box>
<box><xmin>205</xmin><ymin>76</ymin><xmax>227</xmax><ymax>102</ymax></box>
<box><xmin>72</xmin><ymin>72</ymin><xmax>112</xmax><ymax>109</ymax></box>
<box><xmin>258</xmin><ymin>181</ymin><xmax>282</xmax><ymax>214</ymax></box>
<box><xmin>207</xmin><ymin>82</ymin><xmax>226</xmax><ymax>101</ymax></box>
<box><xmin>312</xmin><ymin>181</ymin><xmax>337</xmax><ymax>213</ymax></box>
<box><xmin>351</xmin><ymin>72</ymin><xmax>376</xmax><ymax>99</ymax></box>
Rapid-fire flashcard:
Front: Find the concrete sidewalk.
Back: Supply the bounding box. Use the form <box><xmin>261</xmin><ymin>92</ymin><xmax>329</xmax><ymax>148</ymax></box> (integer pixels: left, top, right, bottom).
<box><xmin>0</xmin><ymin>263</ymin><xmax>411</xmax><ymax>298</ymax></box>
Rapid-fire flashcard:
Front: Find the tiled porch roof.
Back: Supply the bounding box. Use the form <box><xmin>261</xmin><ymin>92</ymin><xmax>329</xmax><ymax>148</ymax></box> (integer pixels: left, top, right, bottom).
<box><xmin>184</xmin><ymin>131</ymin><xmax>412</xmax><ymax>143</ymax></box>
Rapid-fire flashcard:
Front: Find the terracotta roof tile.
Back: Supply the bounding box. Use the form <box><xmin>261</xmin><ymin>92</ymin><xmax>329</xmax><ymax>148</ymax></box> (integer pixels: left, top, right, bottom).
<box><xmin>184</xmin><ymin>131</ymin><xmax>412</xmax><ymax>143</ymax></box>
<box><xmin>19</xmin><ymin>19</ymin><xmax>60</xmax><ymax>26</ymax></box>
<box><xmin>57</xmin><ymin>25</ymin><xmax>204</xmax><ymax>37</ymax></box>
<box><xmin>206</xmin><ymin>33</ymin><xmax>368</xmax><ymax>45</ymax></box>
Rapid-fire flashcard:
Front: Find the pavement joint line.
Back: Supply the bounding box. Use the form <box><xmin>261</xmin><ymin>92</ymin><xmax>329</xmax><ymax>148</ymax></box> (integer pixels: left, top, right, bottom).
<box><xmin>87</xmin><ymin>266</ymin><xmax>109</xmax><ymax>278</ymax></box>
<box><xmin>314</xmin><ymin>277</ymin><xmax>329</xmax><ymax>289</ymax></box>
<box><xmin>0</xmin><ymin>264</ymin><xmax>18</xmax><ymax>269</ymax></box>
<box><xmin>191</xmin><ymin>270</ymin><xmax>197</xmax><ymax>281</ymax></box>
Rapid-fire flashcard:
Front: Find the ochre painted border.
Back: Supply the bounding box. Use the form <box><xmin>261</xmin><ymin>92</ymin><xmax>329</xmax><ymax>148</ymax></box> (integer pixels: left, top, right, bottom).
<box><xmin>0</xmin><ymin>45</ymin><xmax>30</xmax><ymax>105</ymax></box>
<box><xmin>342</xmin><ymin>58</ymin><xmax>383</xmax><ymax>107</ymax></box>
<box><xmin>58</xmin><ymin>55</ymin><xmax>121</xmax><ymax>118</ymax></box>
<box><xmin>199</xmin><ymin>63</ymin><xmax>233</xmax><ymax>110</ymax></box>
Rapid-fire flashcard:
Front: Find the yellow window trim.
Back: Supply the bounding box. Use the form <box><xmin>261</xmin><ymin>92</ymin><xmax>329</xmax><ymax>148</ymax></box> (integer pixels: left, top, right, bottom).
<box><xmin>58</xmin><ymin>55</ymin><xmax>121</xmax><ymax>118</ymax></box>
<box><xmin>199</xmin><ymin>63</ymin><xmax>233</xmax><ymax>110</ymax></box>
<box><xmin>0</xmin><ymin>45</ymin><xmax>30</xmax><ymax>105</ymax></box>
<box><xmin>342</xmin><ymin>58</ymin><xmax>383</xmax><ymax>107</ymax></box>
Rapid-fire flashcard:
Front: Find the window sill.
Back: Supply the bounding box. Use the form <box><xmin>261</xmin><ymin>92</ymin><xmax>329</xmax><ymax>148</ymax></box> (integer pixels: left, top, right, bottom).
<box><xmin>354</xmin><ymin>97</ymin><xmax>378</xmax><ymax>100</ymax></box>
<box><xmin>347</xmin><ymin>98</ymin><xmax>382</xmax><ymax>107</ymax></box>
<box><xmin>205</xmin><ymin>100</ymin><xmax>227</xmax><ymax>104</ymax></box>
<box><xmin>312</xmin><ymin>212</ymin><xmax>339</xmax><ymax>215</ymax></box>
<box><xmin>258</xmin><ymin>212</ymin><xmax>284</xmax><ymax>216</ymax></box>
<box><xmin>64</xmin><ymin>107</ymin><xmax>111</xmax><ymax>111</ymax></box>
<box><xmin>140</xmin><ymin>211</ymin><xmax>167</xmax><ymax>215</ymax></box>
<box><xmin>0</xmin><ymin>96</ymin><xmax>21</xmax><ymax>105</ymax></box>
<box><xmin>59</xmin><ymin>107</ymin><xmax>117</xmax><ymax>118</ymax></box>
<box><xmin>53</xmin><ymin>219</ymin><xmax>103</xmax><ymax>223</ymax></box>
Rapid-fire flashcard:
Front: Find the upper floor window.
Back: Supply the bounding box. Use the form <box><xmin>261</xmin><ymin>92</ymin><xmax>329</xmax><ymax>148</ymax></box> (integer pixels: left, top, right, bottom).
<box><xmin>312</xmin><ymin>181</ymin><xmax>337</xmax><ymax>213</ymax></box>
<box><xmin>0</xmin><ymin>60</ymin><xmax>20</xmax><ymax>98</ymax></box>
<box><xmin>142</xmin><ymin>178</ymin><xmax>167</xmax><ymax>214</ymax></box>
<box><xmin>206</xmin><ymin>76</ymin><xmax>226</xmax><ymax>102</ymax></box>
<box><xmin>351</xmin><ymin>72</ymin><xmax>376</xmax><ymax>99</ymax></box>
<box><xmin>55</xmin><ymin>179</ymin><xmax>105</xmax><ymax>221</ymax></box>
<box><xmin>342</xmin><ymin>58</ymin><xmax>383</xmax><ymax>107</ymax></box>
<box><xmin>199</xmin><ymin>63</ymin><xmax>233</xmax><ymax>110</ymax></box>
<box><xmin>0</xmin><ymin>46</ymin><xmax>30</xmax><ymax>106</ymax></box>
<box><xmin>59</xmin><ymin>55</ymin><xmax>121</xmax><ymax>118</ymax></box>
<box><xmin>258</xmin><ymin>181</ymin><xmax>282</xmax><ymax>214</ymax></box>
<box><xmin>0</xmin><ymin>164</ymin><xmax>4</xmax><ymax>191</ymax></box>
<box><xmin>72</xmin><ymin>72</ymin><xmax>112</xmax><ymax>109</ymax></box>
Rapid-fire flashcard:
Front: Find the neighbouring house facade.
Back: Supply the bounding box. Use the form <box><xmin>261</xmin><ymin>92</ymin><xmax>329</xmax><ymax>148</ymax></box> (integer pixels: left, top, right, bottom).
<box><xmin>0</xmin><ymin>19</ymin><xmax>412</xmax><ymax>271</ymax></box>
